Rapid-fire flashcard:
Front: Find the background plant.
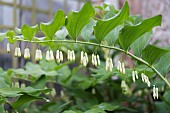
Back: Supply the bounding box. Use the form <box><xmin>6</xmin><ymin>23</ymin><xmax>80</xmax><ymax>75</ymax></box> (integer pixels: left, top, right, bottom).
<box><xmin>0</xmin><ymin>1</ymin><xmax>170</xmax><ymax>113</ymax></box>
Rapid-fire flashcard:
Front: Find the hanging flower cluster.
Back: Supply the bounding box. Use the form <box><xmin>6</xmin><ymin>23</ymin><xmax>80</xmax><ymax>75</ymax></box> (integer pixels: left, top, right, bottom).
<box><xmin>46</xmin><ymin>50</ymin><xmax>54</xmax><ymax>62</ymax></box>
<box><xmin>105</xmin><ymin>58</ymin><xmax>113</xmax><ymax>72</ymax></box>
<box><xmin>67</xmin><ymin>50</ymin><xmax>75</xmax><ymax>61</ymax></box>
<box><xmin>7</xmin><ymin>43</ymin><xmax>160</xmax><ymax>100</ymax></box>
<box><xmin>117</xmin><ymin>61</ymin><xmax>126</xmax><ymax>74</ymax></box>
<box><xmin>92</xmin><ymin>54</ymin><xmax>100</xmax><ymax>66</ymax></box>
<box><xmin>80</xmin><ymin>51</ymin><xmax>88</xmax><ymax>66</ymax></box>
<box><xmin>131</xmin><ymin>70</ymin><xmax>158</xmax><ymax>99</ymax></box>
<box><xmin>153</xmin><ymin>85</ymin><xmax>159</xmax><ymax>100</ymax></box>
<box><xmin>141</xmin><ymin>73</ymin><xmax>151</xmax><ymax>87</ymax></box>
<box><xmin>14</xmin><ymin>47</ymin><xmax>21</xmax><ymax>57</ymax></box>
<box><xmin>132</xmin><ymin>71</ymin><xmax>138</xmax><ymax>82</ymax></box>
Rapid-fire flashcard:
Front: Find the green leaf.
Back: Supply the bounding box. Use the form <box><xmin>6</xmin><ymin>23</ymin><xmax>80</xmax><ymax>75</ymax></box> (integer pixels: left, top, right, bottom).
<box><xmin>142</xmin><ymin>45</ymin><xmax>169</xmax><ymax>65</ymax></box>
<box><xmin>85</xmin><ymin>108</ymin><xmax>106</xmax><ymax>113</ymax></box>
<box><xmin>81</xmin><ymin>18</ymin><xmax>96</xmax><ymax>41</ymax></box>
<box><xmin>15</xmin><ymin>27</ymin><xmax>21</xmax><ymax>34</ymax></box>
<box><xmin>40</xmin><ymin>10</ymin><xmax>65</xmax><ymax>40</ymax></box>
<box><xmin>31</xmin><ymin>75</ymin><xmax>46</xmax><ymax>89</ymax></box>
<box><xmin>155</xmin><ymin>52</ymin><xmax>170</xmax><ymax>75</ymax></box>
<box><xmin>12</xmin><ymin>93</ymin><xmax>43</xmax><ymax>109</ymax></box>
<box><xmin>94</xmin><ymin>1</ymin><xmax>129</xmax><ymax>42</ymax></box>
<box><xmin>119</xmin><ymin>15</ymin><xmax>162</xmax><ymax>50</ymax></box>
<box><xmin>63</xmin><ymin>110</ymin><xmax>77</xmax><ymax>113</ymax></box>
<box><xmin>66</xmin><ymin>2</ymin><xmax>95</xmax><ymax>40</ymax></box>
<box><xmin>105</xmin><ymin>25</ymin><xmax>123</xmax><ymax>46</ymax></box>
<box><xmin>130</xmin><ymin>32</ymin><xmax>152</xmax><ymax>57</ymax></box>
<box><xmin>0</xmin><ymin>33</ymin><xmax>6</xmax><ymax>42</ymax></box>
<box><xmin>92</xmin><ymin>103</ymin><xmax>120</xmax><ymax>111</ymax></box>
<box><xmin>55</xmin><ymin>27</ymin><xmax>68</xmax><ymax>40</ymax></box>
<box><xmin>6</xmin><ymin>30</ymin><xmax>15</xmax><ymax>44</ymax></box>
<box><xmin>21</xmin><ymin>24</ymin><xmax>38</xmax><ymax>41</ymax></box>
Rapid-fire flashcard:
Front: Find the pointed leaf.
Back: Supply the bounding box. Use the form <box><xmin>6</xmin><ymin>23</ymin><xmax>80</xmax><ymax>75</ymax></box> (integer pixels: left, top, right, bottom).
<box><xmin>119</xmin><ymin>15</ymin><xmax>162</xmax><ymax>50</ymax></box>
<box><xmin>21</xmin><ymin>24</ymin><xmax>38</xmax><ymax>41</ymax></box>
<box><xmin>40</xmin><ymin>10</ymin><xmax>65</xmax><ymax>40</ymax></box>
<box><xmin>31</xmin><ymin>75</ymin><xmax>46</xmax><ymax>89</ymax></box>
<box><xmin>155</xmin><ymin>52</ymin><xmax>170</xmax><ymax>75</ymax></box>
<box><xmin>94</xmin><ymin>1</ymin><xmax>129</xmax><ymax>42</ymax></box>
<box><xmin>66</xmin><ymin>2</ymin><xmax>95</xmax><ymax>40</ymax></box>
<box><xmin>142</xmin><ymin>45</ymin><xmax>169</xmax><ymax>65</ymax></box>
<box><xmin>12</xmin><ymin>94</ymin><xmax>43</xmax><ymax>109</ymax></box>
<box><xmin>131</xmin><ymin>32</ymin><xmax>152</xmax><ymax>57</ymax></box>
<box><xmin>55</xmin><ymin>27</ymin><xmax>68</xmax><ymax>40</ymax></box>
<box><xmin>6</xmin><ymin>30</ymin><xmax>15</xmax><ymax>44</ymax></box>
<box><xmin>105</xmin><ymin>25</ymin><xmax>123</xmax><ymax>46</ymax></box>
<box><xmin>81</xmin><ymin>18</ymin><xmax>96</xmax><ymax>41</ymax></box>
<box><xmin>0</xmin><ymin>33</ymin><xmax>6</xmax><ymax>42</ymax></box>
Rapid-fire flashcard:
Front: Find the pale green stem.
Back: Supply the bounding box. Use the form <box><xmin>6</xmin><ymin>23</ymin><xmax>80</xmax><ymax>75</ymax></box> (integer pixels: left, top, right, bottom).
<box><xmin>13</xmin><ymin>37</ymin><xmax>170</xmax><ymax>88</ymax></box>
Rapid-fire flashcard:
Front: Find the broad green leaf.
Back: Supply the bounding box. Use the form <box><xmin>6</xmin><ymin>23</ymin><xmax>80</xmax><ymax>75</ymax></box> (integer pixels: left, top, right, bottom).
<box><xmin>81</xmin><ymin>18</ymin><xmax>96</xmax><ymax>41</ymax></box>
<box><xmin>31</xmin><ymin>75</ymin><xmax>46</xmax><ymax>89</ymax></box>
<box><xmin>155</xmin><ymin>52</ymin><xmax>170</xmax><ymax>75</ymax></box>
<box><xmin>84</xmin><ymin>108</ymin><xmax>106</xmax><ymax>113</ymax></box>
<box><xmin>105</xmin><ymin>25</ymin><xmax>123</xmax><ymax>46</ymax></box>
<box><xmin>94</xmin><ymin>1</ymin><xmax>129</xmax><ymax>42</ymax></box>
<box><xmin>63</xmin><ymin>110</ymin><xmax>77</xmax><ymax>113</ymax></box>
<box><xmin>0</xmin><ymin>33</ymin><xmax>6</xmax><ymax>42</ymax></box>
<box><xmin>142</xmin><ymin>45</ymin><xmax>169</xmax><ymax>65</ymax></box>
<box><xmin>55</xmin><ymin>27</ymin><xmax>68</xmax><ymax>40</ymax></box>
<box><xmin>92</xmin><ymin>103</ymin><xmax>120</xmax><ymax>111</ymax></box>
<box><xmin>40</xmin><ymin>10</ymin><xmax>65</xmax><ymax>40</ymax></box>
<box><xmin>21</xmin><ymin>24</ymin><xmax>38</xmax><ymax>41</ymax></box>
<box><xmin>130</xmin><ymin>32</ymin><xmax>152</xmax><ymax>57</ymax></box>
<box><xmin>15</xmin><ymin>27</ymin><xmax>21</xmax><ymax>34</ymax></box>
<box><xmin>6</xmin><ymin>30</ymin><xmax>15</xmax><ymax>44</ymax></box>
<box><xmin>119</xmin><ymin>15</ymin><xmax>162</xmax><ymax>50</ymax></box>
<box><xmin>12</xmin><ymin>94</ymin><xmax>43</xmax><ymax>109</ymax></box>
<box><xmin>66</xmin><ymin>2</ymin><xmax>95</xmax><ymax>40</ymax></box>
<box><xmin>125</xmin><ymin>15</ymin><xmax>143</xmax><ymax>25</ymax></box>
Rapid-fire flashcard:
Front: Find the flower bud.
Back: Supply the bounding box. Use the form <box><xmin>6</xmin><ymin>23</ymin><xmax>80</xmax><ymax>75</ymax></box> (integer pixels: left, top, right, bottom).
<box><xmin>94</xmin><ymin>55</ymin><xmax>97</xmax><ymax>66</ymax></box>
<box><xmin>85</xmin><ymin>52</ymin><xmax>88</xmax><ymax>63</ymax></box>
<box><xmin>59</xmin><ymin>51</ymin><xmax>63</xmax><ymax>62</ymax></box>
<box><xmin>132</xmin><ymin>71</ymin><xmax>135</xmax><ymax>82</ymax></box>
<box><xmin>92</xmin><ymin>54</ymin><xmax>94</xmax><ymax>65</ymax></box>
<box><xmin>122</xmin><ymin>63</ymin><xmax>125</xmax><ymax>74</ymax></box>
<box><xmin>135</xmin><ymin>71</ymin><xmax>138</xmax><ymax>79</ymax></box>
<box><xmin>14</xmin><ymin>47</ymin><xmax>18</xmax><ymax>57</ymax></box>
<box><xmin>50</xmin><ymin>50</ymin><xmax>54</xmax><ymax>61</ymax></box>
<box><xmin>97</xmin><ymin>55</ymin><xmax>100</xmax><ymax>66</ymax></box>
<box><xmin>67</xmin><ymin>50</ymin><xmax>71</xmax><ymax>61</ymax></box>
<box><xmin>17</xmin><ymin>47</ymin><xmax>21</xmax><ymax>57</ymax></box>
<box><xmin>46</xmin><ymin>50</ymin><xmax>50</xmax><ymax>62</ymax></box>
<box><xmin>7</xmin><ymin>43</ymin><xmax>10</xmax><ymax>53</ymax></box>
<box><xmin>56</xmin><ymin>50</ymin><xmax>60</xmax><ymax>62</ymax></box>
<box><xmin>83</xmin><ymin>56</ymin><xmax>87</xmax><ymax>66</ymax></box>
<box><xmin>38</xmin><ymin>50</ymin><xmax>42</xmax><ymax>60</ymax></box>
<box><xmin>72</xmin><ymin>50</ymin><xmax>75</xmax><ymax>61</ymax></box>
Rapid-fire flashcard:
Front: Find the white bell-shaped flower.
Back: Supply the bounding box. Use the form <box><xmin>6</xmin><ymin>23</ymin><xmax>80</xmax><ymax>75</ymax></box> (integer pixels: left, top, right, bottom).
<box><xmin>24</xmin><ymin>48</ymin><xmax>30</xmax><ymax>59</ymax></box>
<box><xmin>7</xmin><ymin>43</ymin><xmax>10</xmax><ymax>53</ymax></box>
<box><xmin>17</xmin><ymin>47</ymin><xmax>21</xmax><ymax>57</ymax></box>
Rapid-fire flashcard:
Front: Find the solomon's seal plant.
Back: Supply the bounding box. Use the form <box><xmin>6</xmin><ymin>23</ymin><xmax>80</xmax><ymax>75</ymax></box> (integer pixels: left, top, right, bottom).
<box><xmin>0</xmin><ymin>1</ymin><xmax>170</xmax><ymax>113</ymax></box>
